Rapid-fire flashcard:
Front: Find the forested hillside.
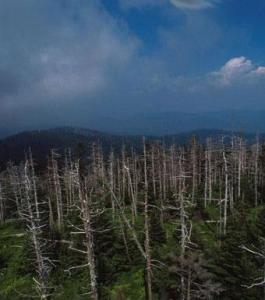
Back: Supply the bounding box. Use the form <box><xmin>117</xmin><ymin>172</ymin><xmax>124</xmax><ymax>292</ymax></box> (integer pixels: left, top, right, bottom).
<box><xmin>1</xmin><ymin>136</ymin><xmax>265</xmax><ymax>299</ymax></box>
<box><xmin>0</xmin><ymin>127</ymin><xmax>259</xmax><ymax>170</ymax></box>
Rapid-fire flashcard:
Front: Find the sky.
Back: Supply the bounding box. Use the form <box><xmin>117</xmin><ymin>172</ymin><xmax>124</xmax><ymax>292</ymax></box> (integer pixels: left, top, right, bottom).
<box><xmin>1</xmin><ymin>0</ymin><xmax>265</xmax><ymax>130</ymax></box>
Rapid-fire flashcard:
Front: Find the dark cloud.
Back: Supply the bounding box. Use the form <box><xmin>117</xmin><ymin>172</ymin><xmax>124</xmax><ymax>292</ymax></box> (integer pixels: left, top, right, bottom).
<box><xmin>0</xmin><ymin>0</ymin><xmax>139</xmax><ymax>124</ymax></box>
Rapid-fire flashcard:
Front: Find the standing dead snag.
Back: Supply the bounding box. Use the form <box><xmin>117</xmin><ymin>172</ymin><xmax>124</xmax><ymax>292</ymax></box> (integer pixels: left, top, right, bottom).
<box><xmin>222</xmin><ymin>144</ymin><xmax>229</xmax><ymax>235</ymax></box>
<box><xmin>190</xmin><ymin>136</ymin><xmax>198</xmax><ymax>203</ymax></box>
<box><xmin>151</xmin><ymin>145</ymin><xmax>157</xmax><ymax>199</ymax></box>
<box><xmin>107</xmin><ymin>143</ymin><xmax>152</xmax><ymax>300</ymax></box>
<box><xmin>240</xmin><ymin>241</ymin><xmax>265</xmax><ymax>290</ymax></box>
<box><xmin>23</xmin><ymin>159</ymin><xmax>51</xmax><ymax>299</ymax></box>
<box><xmin>7</xmin><ymin>164</ymin><xmax>23</xmax><ymax>218</ymax></box>
<box><xmin>177</xmin><ymin>148</ymin><xmax>193</xmax><ymax>300</ymax></box>
<box><xmin>29</xmin><ymin>149</ymin><xmax>40</xmax><ymax>220</ymax></box>
<box><xmin>49</xmin><ymin>150</ymin><xmax>63</xmax><ymax>230</ymax></box>
<box><xmin>0</xmin><ymin>180</ymin><xmax>5</xmax><ymax>223</ymax></box>
<box><xmin>109</xmin><ymin>184</ymin><xmax>146</xmax><ymax>260</ymax></box>
<box><xmin>204</xmin><ymin>138</ymin><xmax>213</xmax><ymax>207</ymax></box>
<box><xmin>63</xmin><ymin>148</ymin><xmax>76</xmax><ymax>214</ymax></box>
<box><xmin>253</xmin><ymin>136</ymin><xmax>260</xmax><ymax>206</ymax></box>
<box><xmin>124</xmin><ymin>163</ymin><xmax>137</xmax><ymax>223</ymax></box>
<box><xmin>67</xmin><ymin>163</ymin><xmax>99</xmax><ymax>300</ymax></box>
<box><xmin>109</xmin><ymin>150</ymin><xmax>115</xmax><ymax>216</ymax></box>
<box><xmin>143</xmin><ymin>138</ymin><xmax>153</xmax><ymax>300</ymax></box>
<box><xmin>237</xmin><ymin>137</ymin><xmax>243</xmax><ymax>199</ymax></box>
<box><xmin>80</xmin><ymin>184</ymin><xmax>98</xmax><ymax>300</ymax></box>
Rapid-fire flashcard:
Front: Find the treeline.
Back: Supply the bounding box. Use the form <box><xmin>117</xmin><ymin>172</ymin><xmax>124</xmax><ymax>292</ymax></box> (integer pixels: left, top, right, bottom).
<box><xmin>1</xmin><ymin>136</ymin><xmax>265</xmax><ymax>299</ymax></box>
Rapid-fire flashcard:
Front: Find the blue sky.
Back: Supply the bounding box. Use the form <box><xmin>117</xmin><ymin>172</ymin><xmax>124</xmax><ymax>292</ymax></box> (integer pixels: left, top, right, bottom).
<box><xmin>1</xmin><ymin>0</ymin><xmax>265</xmax><ymax>130</ymax></box>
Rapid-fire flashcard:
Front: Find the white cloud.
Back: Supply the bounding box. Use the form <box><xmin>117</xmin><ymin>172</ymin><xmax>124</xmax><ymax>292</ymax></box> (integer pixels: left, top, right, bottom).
<box><xmin>253</xmin><ymin>66</ymin><xmax>265</xmax><ymax>75</ymax></box>
<box><xmin>169</xmin><ymin>0</ymin><xmax>216</xmax><ymax>10</ymax></box>
<box><xmin>211</xmin><ymin>56</ymin><xmax>265</xmax><ymax>86</ymax></box>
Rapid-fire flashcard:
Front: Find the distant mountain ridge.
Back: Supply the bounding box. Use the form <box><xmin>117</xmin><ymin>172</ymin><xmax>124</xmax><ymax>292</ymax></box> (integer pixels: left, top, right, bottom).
<box><xmin>0</xmin><ymin>127</ymin><xmax>262</xmax><ymax>170</ymax></box>
<box><xmin>1</xmin><ymin>110</ymin><xmax>265</xmax><ymax>138</ymax></box>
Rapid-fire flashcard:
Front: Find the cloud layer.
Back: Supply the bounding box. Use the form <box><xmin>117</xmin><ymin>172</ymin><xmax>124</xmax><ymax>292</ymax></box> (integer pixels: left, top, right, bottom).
<box><xmin>0</xmin><ymin>0</ymin><xmax>265</xmax><ymax>131</ymax></box>
<box><xmin>170</xmin><ymin>0</ymin><xmax>216</xmax><ymax>10</ymax></box>
<box><xmin>0</xmin><ymin>0</ymin><xmax>138</xmax><ymax>123</ymax></box>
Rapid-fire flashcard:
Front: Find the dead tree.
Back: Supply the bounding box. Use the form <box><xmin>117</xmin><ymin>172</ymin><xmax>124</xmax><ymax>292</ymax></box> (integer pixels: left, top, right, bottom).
<box><xmin>0</xmin><ymin>179</ymin><xmax>5</xmax><ymax>222</ymax></box>
<box><xmin>237</xmin><ymin>137</ymin><xmax>243</xmax><ymax>199</ymax></box>
<box><xmin>204</xmin><ymin>138</ymin><xmax>213</xmax><ymax>207</ymax></box>
<box><xmin>190</xmin><ymin>137</ymin><xmax>198</xmax><ymax>203</ymax></box>
<box><xmin>240</xmin><ymin>241</ymin><xmax>265</xmax><ymax>291</ymax></box>
<box><xmin>49</xmin><ymin>150</ymin><xmax>63</xmax><ymax>230</ymax></box>
<box><xmin>178</xmin><ymin>149</ymin><xmax>193</xmax><ymax>300</ymax></box>
<box><xmin>124</xmin><ymin>163</ymin><xmax>137</xmax><ymax>223</ymax></box>
<box><xmin>63</xmin><ymin>148</ymin><xmax>76</xmax><ymax>213</ymax></box>
<box><xmin>253</xmin><ymin>137</ymin><xmax>260</xmax><ymax>206</ymax></box>
<box><xmin>28</xmin><ymin>150</ymin><xmax>40</xmax><ymax>220</ymax></box>
<box><xmin>143</xmin><ymin>138</ymin><xmax>153</xmax><ymax>300</ymax></box>
<box><xmin>109</xmin><ymin>150</ymin><xmax>116</xmax><ymax>216</ymax></box>
<box><xmin>222</xmin><ymin>143</ymin><xmax>229</xmax><ymax>235</ymax></box>
<box><xmin>151</xmin><ymin>145</ymin><xmax>157</xmax><ymax>199</ymax></box>
<box><xmin>7</xmin><ymin>164</ymin><xmax>23</xmax><ymax>217</ymax></box>
<box><xmin>66</xmin><ymin>163</ymin><xmax>99</xmax><ymax>300</ymax></box>
<box><xmin>22</xmin><ymin>159</ymin><xmax>51</xmax><ymax>299</ymax></box>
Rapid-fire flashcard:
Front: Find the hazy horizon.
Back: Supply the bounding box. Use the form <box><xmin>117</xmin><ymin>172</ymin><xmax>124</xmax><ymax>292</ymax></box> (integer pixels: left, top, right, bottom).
<box><xmin>2</xmin><ymin>109</ymin><xmax>265</xmax><ymax>139</ymax></box>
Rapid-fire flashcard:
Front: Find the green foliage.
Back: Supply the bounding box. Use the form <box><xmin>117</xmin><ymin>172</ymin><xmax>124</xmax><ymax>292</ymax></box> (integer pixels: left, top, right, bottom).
<box><xmin>0</xmin><ymin>221</ymin><xmax>35</xmax><ymax>299</ymax></box>
<box><xmin>108</xmin><ymin>267</ymin><xmax>145</xmax><ymax>300</ymax></box>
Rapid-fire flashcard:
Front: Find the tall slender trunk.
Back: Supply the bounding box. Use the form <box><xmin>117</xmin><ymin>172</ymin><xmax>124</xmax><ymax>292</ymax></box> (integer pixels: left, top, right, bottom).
<box><xmin>51</xmin><ymin>151</ymin><xmax>63</xmax><ymax>229</ymax></box>
<box><xmin>0</xmin><ymin>182</ymin><xmax>5</xmax><ymax>222</ymax></box>
<box><xmin>254</xmin><ymin>137</ymin><xmax>259</xmax><ymax>206</ymax></box>
<box><xmin>143</xmin><ymin>138</ymin><xmax>152</xmax><ymax>300</ymax></box>
<box><xmin>24</xmin><ymin>161</ymin><xmax>49</xmax><ymax>299</ymax></box>
<box><xmin>179</xmin><ymin>151</ymin><xmax>186</xmax><ymax>300</ymax></box>
<box><xmin>223</xmin><ymin>149</ymin><xmax>228</xmax><ymax>235</ymax></box>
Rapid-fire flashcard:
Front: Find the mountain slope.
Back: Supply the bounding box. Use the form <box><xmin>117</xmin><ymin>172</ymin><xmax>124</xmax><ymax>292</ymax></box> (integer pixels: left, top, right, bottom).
<box><xmin>0</xmin><ymin>127</ymin><xmax>144</xmax><ymax>169</ymax></box>
<box><xmin>0</xmin><ymin>127</ymin><xmax>261</xmax><ymax>169</ymax></box>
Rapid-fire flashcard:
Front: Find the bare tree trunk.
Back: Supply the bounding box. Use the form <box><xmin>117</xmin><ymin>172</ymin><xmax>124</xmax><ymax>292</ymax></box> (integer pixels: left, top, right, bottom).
<box><xmin>223</xmin><ymin>148</ymin><xmax>228</xmax><ymax>235</ymax></box>
<box><xmin>109</xmin><ymin>150</ymin><xmax>115</xmax><ymax>216</ymax></box>
<box><xmin>72</xmin><ymin>165</ymin><xmax>99</xmax><ymax>300</ymax></box>
<box><xmin>238</xmin><ymin>138</ymin><xmax>242</xmax><ymax>199</ymax></box>
<box><xmin>207</xmin><ymin>138</ymin><xmax>213</xmax><ymax>204</ymax></box>
<box><xmin>162</xmin><ymin>147</ymin><xmax>167</xmax><ymax>205</ymax></box>
<box><xmin>151</xmin><ymin>146</ymin><xmax>157</xmax><ymax>199</ymax></box>
<box><xmin>28</xmin><ymin>150</ymin><xmax>40</xmax><ymax>220</ymax></box>
<box><xmin>191</xmin><ymin>137</ymin><xmax>197</xmax><ymax>203</ymax></box>
<box><xmin>158</xmin><ymin>147</ymin><xmax>164</xmax><ymax>225</ymax></box>
<box><xmin>51</xmin><ymin>150</ymin><xmax>63</xmax><ymax>229</ymax></box>
<box><xmin>64</xmin><ymin>148</ymin><xmax>75</xmax><ymax>213</ymax></box>
<box><xmin>0</xmin><ymin>182</ymin><xmax>5</xmax><ymax>222</ymax></box>
<box><xmin>179</xmin><ymin>151</ymin><xmax>186</xmax><ymax>300</ymax></box>
<box><xmin>125</xmin><ymin>164</ymin><xmax>137</xmax><ymax>223</ymax></box>
<box><xmin>254</xmin><ymin>137</ymin><xmax>260</xmax><ymax>206</ymax></box>
<box><xmin>143</xmin><ymin>138</ymin><xmax>152</xmax><ymax>300</ymax></box>
<box><xmin>82</xmin><ymin>186</ymin><xmax>98</xmax><ymax>300</ymax></box>
<box><xmin>24</xmin><ymin>161</ymin><xmax>50</xmax><ymax>299</ymax></box>
<box><xmin>122</xmin><ymin>145</ymin><xmax>126</xmax><ymax>202</ymax></box>
<box><xmin>204</xmin><ymin>149</ymin><xmax>208</xmax><ymax>208</ymax></box>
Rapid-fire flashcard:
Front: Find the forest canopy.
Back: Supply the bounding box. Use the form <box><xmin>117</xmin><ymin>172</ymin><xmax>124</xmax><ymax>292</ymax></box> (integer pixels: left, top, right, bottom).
<box><xmin>0</xmin><ymin>136</ymin><xmax>265</xmax><ymax>299</ymax></box>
